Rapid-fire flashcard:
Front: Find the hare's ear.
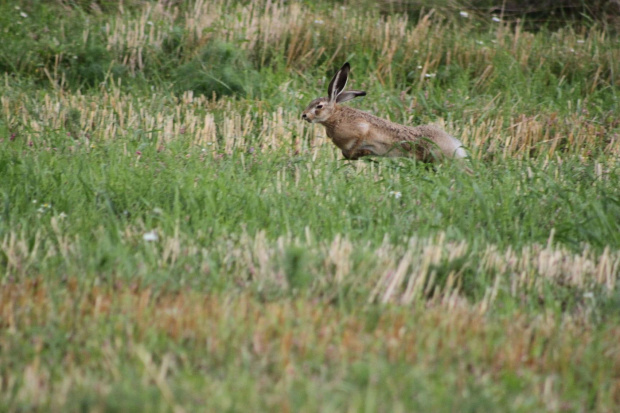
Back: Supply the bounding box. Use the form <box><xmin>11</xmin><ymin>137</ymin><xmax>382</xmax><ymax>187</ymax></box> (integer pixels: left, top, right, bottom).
<box><xmin>336</xmin><ymin>90</ymin><xmax>366</xmax><ymax>103</ymax></box>
<box><xmin>328</xmin><ymin>62</ymin><xmax>350</xmax><ymax>103</ymax></box>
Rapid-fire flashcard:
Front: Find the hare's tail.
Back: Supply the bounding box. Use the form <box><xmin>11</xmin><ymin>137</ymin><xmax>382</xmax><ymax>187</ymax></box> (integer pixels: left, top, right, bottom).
<box><xmin>453</xmin><ymin>145</ymin><xmax>468</xmax><ymax>159</ymax></box>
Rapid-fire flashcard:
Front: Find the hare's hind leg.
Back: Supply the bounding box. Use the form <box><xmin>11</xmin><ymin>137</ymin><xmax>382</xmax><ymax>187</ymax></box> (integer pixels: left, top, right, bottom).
<box><xmin>342</xmin><ymin>147</ymin><xmax>374</xmax><ymax>160</ymax></box>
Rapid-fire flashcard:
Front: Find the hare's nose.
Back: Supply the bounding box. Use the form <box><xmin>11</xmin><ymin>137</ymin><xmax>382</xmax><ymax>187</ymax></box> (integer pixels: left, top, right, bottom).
<box><xmin>301</xmin><ymin>113</ymin><xmax>307</xmax><ymax>119</ymax></box>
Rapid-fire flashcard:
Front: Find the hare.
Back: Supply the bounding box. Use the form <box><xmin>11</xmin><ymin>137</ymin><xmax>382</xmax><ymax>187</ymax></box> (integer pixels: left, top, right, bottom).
<box><xmin>302</xmin><ymin>62</ymin><xmax>467</xmax><ymax>162</ymax></box>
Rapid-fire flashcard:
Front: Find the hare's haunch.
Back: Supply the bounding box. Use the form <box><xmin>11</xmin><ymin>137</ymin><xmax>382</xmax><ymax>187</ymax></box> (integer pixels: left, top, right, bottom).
<box><xmin>302</xmin><ymin>63</ymin><xmax>467</xmax><ymax>162</ymax></box>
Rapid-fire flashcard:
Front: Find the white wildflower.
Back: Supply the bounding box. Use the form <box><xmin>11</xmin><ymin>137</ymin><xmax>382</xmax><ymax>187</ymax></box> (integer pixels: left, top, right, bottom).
<box><xmin>492</xmin><ymin>16</ymin><xmax>502</xmax><ymax>22</ymax></box>
<box><xmin>143</xmin><ymin>230</ymin><xmax>159</xmax><ymax>242</ymax></box>
<box><xmin>459</xmin><ymin>11</ymin><xmax>469</xmax><ymax>18</ymax></box>
<box><xmin>20</xmin><ymin>12</ymin><xmax>28</xmax><ymax>18</ymax></box>
<box><xmin>389</xmin><ymin>191</ymin><xmax>402</xmax><ymax>199</ymax></box>
<box><xmin>37</xmin><ymin>203</ymin><xmax>51</xmax><ymax>214</ymax></box>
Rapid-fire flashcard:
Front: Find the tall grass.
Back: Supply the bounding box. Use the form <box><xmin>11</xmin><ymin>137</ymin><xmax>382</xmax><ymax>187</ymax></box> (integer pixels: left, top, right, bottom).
<box><xmin>1</xmin><ymin>0</ymin><xmax>620</xmax><ymax>411</ymax></box>
<box><xmin>2</xmin><ymin>0</ymin><xmax>618</xmax><ymax>159</ymax></box>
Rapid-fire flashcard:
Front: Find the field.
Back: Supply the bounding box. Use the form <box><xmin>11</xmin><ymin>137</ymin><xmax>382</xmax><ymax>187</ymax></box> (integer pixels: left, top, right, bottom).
<box><xmin>1</xmin><ymin>0</ymin><xmax>620</xmax><ymax>411</ymax></box>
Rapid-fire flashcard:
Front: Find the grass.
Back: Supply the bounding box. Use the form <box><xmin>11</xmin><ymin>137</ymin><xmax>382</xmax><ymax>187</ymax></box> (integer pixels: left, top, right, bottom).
<box><xmin>1</xmin><ymin>0</ymin><xmax>620</xmax><ymax>411</ymax></box>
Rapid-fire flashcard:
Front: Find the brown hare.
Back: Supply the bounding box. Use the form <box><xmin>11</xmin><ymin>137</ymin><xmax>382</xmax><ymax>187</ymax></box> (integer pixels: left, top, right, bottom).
<box><xmin>302</xmin><ymin>62</ymin><xmax>467</xmax><ymax>162</ymax></box>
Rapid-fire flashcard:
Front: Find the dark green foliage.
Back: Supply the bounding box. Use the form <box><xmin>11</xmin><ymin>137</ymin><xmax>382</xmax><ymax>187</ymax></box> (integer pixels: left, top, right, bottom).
<box><xmin>68</xmin><ymin>44</ymin><xmax>112</xmax><ymax>87</ymax></box>
<box><xmin>56</xmin><ymin>0</ymin><xmax>145</xmax><ymax>13</ymax></box>
<box><xmin>283</xmin><ymin>246</ymin><xmax>313</xmax><ymax>291</ymax></box>
<box><xmin>172</xmin><ymin>41</ymin><xmax>257</xmax><ymax>99</ymax></box>
<box><xmin>349</xmin><ymin>0</ymin><xmax>620</xmax><ymax>27</ymax></box>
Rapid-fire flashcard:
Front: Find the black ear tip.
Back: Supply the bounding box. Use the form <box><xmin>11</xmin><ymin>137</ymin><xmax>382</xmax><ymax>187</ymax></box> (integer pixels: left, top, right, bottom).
<box><xmin>360</xmin><ymin>91</ymin><xmax>367</xmax><ymax>96</ymax></box>
<box><xmin>342</xmin><ymin>62</ymin><xmax>350</xmax><ymax>70</ymax></box>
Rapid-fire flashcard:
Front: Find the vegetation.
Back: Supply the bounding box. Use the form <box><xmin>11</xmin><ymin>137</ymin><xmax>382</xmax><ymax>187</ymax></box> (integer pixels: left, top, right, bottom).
<box><xmin>1</xmin><ymin>0</ymin><xmax>619</xmax><ymax>411</ymax></box>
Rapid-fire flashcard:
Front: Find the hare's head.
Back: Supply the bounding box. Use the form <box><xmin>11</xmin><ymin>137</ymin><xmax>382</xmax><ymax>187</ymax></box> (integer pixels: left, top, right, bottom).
<box><xmin>302</xmin><ymin>62</ymin><xmax>366</xmax><ymax>124</ymax></box>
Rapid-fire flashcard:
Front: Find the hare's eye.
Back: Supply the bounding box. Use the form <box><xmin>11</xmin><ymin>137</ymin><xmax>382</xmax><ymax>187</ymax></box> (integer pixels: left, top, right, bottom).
<box><xmin>316</xmin><ymin>104</ymin><xmax>323</xmax><ymax>110</ymax></box>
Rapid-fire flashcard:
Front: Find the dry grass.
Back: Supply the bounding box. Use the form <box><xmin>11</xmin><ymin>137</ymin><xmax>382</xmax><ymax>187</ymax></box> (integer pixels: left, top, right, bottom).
<box><xmin>2</xmin><ymin>78</ymin><xmax>619</xmax><ymax>160</ymax></box>
<box><xmin>3</xmin><ymin>228</ymin><xmax>618</xmax><ymax>306</ymax></box>
<box><xmin>3</xmin><ymin>276</ymin><xmax>620</xmax><ymax>410</ymax></box>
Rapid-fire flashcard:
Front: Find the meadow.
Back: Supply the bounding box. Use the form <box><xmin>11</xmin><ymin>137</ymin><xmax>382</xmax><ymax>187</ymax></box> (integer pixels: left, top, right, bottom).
<box><xmin>1</xmin><ymin>0</ymin><xmax>620</xmax><ymax>411</ymax></box>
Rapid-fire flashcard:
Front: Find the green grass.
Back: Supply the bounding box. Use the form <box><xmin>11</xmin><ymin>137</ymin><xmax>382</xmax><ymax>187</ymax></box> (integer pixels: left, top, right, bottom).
<box><xmin>2</xmin><ymin>138</ymin><xmax>619</xmax><ymax>254</ymax></box>
<box><xmin>1</xmin><ymin>0</ymin><xmax>620</xmax><ymax>411</ymax></box>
